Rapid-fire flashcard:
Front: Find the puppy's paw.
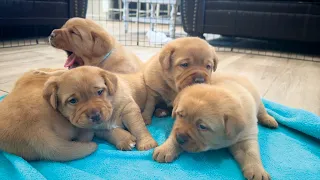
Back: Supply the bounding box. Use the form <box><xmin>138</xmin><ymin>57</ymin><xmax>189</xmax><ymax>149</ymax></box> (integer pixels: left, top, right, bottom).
<box><xmin>88</xmin><ymin>142</ymin><xmax>98</xmax><ymax>151</ymax></box>
<box><xmin>144</xmin><ymin>118</ymin><xmax>152</xmax><ymax>125</ymax></box>
<box><xmin>116</xmin><ymin>134</ymin><xmax>137</xmax><ymax>151</ymax></box>
<box><xmin>153</xmin><ymin>145</ymin><xmax>178</xmax><ymax>163</ymax></box>
<box><xmin>136</xmin><ymin>136</ymin><xmax>158</xmax><ymax>151</ymax></box>
<box><xmin>154</xmin><ymin>108</ymin><xmax>169</xmax><ymax>118</ymax></box>
<box><xmin>243</xmin><ymin>165</ymin><xmax>270</xmax><ymax>180</ymax></box>
<box><xmin>259</xmin><ymin>114</ymin><xmax>278</xmax><ymax>129</ymax></box>
<box><xmin>142</xmin><ymin>114</ymin><xmax>152</xmax><ymax>125</ymax></box>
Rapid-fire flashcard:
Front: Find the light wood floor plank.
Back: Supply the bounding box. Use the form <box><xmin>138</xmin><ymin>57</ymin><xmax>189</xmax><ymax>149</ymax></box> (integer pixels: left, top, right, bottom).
<box><xmin>219</xmin><ymin>55</ymin><xmax>290</xmax><ymax>95</ymax></box>
<box><xmin>0</xmin><ymin>45</ymin><xmax>319</xmax><ymax>115</ymax></box>
<box><xmin>264</xmin><ymin>60</ymin><xmax>320</xmax><ymax>115</ymax></box>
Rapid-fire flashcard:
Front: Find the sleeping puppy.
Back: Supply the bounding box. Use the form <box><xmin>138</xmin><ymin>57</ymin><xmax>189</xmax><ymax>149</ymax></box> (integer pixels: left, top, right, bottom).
<box><xmin>0</xmin><ymin>68</ymin><xmax>97</xmax><ymax>161</ymax></box>
<box><xmin>38</xmin><ymin>66</ymin><xmax>157</xmax><ymax>151</ymax></box>
<box><xmin>142</xmin><ymin>37</ymin><xmax>219</xmax><ymax>124</ymax></box>
<box><xmin>153</xmin><ymin>73</ymin><xmax>278</xmax><ymax>180</ymax></box>
<box><xmin>49</xmin><ymin>17</ymin><xmax>143</xmax><ymax>73</ymax></box>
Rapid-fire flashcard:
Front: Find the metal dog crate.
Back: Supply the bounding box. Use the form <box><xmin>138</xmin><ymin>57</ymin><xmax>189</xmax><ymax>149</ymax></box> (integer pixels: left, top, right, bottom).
<box><xmin>0</xmin><ymin>0</ymin><xmax>320</xmax><ymax>61</ymax></box>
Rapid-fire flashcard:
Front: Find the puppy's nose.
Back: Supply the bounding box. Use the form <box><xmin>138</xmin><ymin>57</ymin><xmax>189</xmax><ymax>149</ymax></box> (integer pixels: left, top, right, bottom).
<box><xmin>193</xmin><ymin>77</ymin><xmax>205</xmax><ymax>84</ymax></box>
<box><xmin>90</xmin><ymin>113</ymin><xmax>101</xmax><ymax>123</ymax></box>
<box><xmin>87</xmin><ymin>109</ymin><xmax>102</xmax><ymax>123</ymax></box>
<box><xmin>50</xmin><ymin>32</ymin><xmax>56</xmax><ymax>38</ymax></box>
<box><xmin>176</xmin><ymin>133</ymin><xmax>189</xmax><ymax>145</ymax></box>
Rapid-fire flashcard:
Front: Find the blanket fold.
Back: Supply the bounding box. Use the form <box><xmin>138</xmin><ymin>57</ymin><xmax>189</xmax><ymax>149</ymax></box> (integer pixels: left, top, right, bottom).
<box><xmin>0</xmin><ymin>96</ymin><xmax>319</xmax><ymax>180</ymax></box>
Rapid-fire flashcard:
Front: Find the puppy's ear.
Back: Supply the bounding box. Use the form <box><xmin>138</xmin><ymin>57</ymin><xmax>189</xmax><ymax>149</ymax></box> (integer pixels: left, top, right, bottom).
<box><xmin>224</xmin><ymin>111</ymin><xmax>246</xmax><ymax>139</ymax></box>
<box><xmin>100</xmin><ymin>70</ymin><xmax>118</xmax><ymax>96</ymax></box>
<box><xmin>43</xmin><ymin>77</ymin><xmax>59</xmax><ymax>110</ymax></box>
<box><xmin>33</xmin><ymin>69</ymin><xmax>66</xmax><ymax>76</ymax></box>
<box><xmin>212</xmin><ymin>47</ymin><xmax>219</xmax><ymax>71</ymax></box>
<box><xmin>159</xmin><ymin>45</ymin><xmax>174</xmax><ymax>70</ymax></box>
<box><xmin>91</xmin><ymin>31</ymin><xmax>109</xmax><ymax>57</ymax></box>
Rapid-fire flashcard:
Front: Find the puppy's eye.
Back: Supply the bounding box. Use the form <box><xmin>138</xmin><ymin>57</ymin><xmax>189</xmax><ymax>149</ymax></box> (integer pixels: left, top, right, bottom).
<box><xmin>69</xmin><ymin>30</ymin><xmax>79</xmax><ymax>36</ymax></box>
<box><xmin>177</xmin><ymin>111</ymin><xmax>184</xmax><ymax>118</ymax></box>
<box><xmin>197</xmin><ymin>123</ymin><xmax>208</xmax><ymax>131</ymax></box>
<box><xmin>97</xmin><ymin>89</ymin><xmax>104</xmax><ymax>96</ymax></box>
<box><xmin>68</xmin><ymin>98</ymin><xmax>78</xmax><ymax>105</ymax></box>
<box><xmin>180</xmin><ymin>63</ymin><xmax>189</xmax><ymax>68</ymax></box>
<box><xmin>206</xmin><ymin>64</ymin><xmax>212</xmax><ymax>70</ymax></box>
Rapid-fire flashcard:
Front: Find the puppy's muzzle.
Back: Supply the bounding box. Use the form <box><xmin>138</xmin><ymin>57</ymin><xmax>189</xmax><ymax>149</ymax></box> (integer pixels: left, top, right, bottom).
<box><xmin>49</xmin><ymin>31</ymin><xmax>57</xmax><ymax>46</ymax></box>
<box><xmin>176</xmin><ymin>132</ymin><xmax>189</xmax><ymax>145</ymax></box>
<box><xmin>48</xmin><ymin>29</ymin><xmax>62</xmax><ymax>46</ymax></box>
<box><xmin>86</xmin><ymin>109</ymin><xmax>102</xmax><ymax>124</ymax></box>
<box><xmin>50</xmin><ymin>32</ymin><xmax>56</xmax><ymax>39</ymax></box>
<box><xmin>177</xmin><ymin>70</ymin><xmax>209</xmax><ymax>91</ymax></box>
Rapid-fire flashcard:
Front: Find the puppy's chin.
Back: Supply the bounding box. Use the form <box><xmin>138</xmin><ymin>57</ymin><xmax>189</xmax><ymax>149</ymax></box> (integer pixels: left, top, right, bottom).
<box><xmin>176</xmin><ymin>71</ymin><xmax>210</xmax><ymax>91</ymax></box>
<box><xmin>180</xmin><ymin>146</ymin><xmax>200</xmax><ymax>153</ymax></box>
<box><xmin>182</xmin><ymin>138</ymin><xmax>230</xmax><ymax>151</ymax></box>
<box><xmin>179</xmin><ymin>143</ymin><xmax>207</xmax><ymax>153</ymax></box>
<box><xmin>176</xmin><ymin>135</ymin><xmax>208</xmax><ymax>153</ymax></box>
<box><xmin>70</xmin><ymin>115</ymin><xmax>112</xmax><ymax>129</ymax></box>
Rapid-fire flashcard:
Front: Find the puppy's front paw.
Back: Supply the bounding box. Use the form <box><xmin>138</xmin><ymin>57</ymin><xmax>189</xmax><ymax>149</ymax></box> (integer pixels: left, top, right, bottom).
<box><xmin>259</xmin><ymin>114</ymin><xmax>278</xmax><ymax>129</ymax></box>
<box><xmin>88</xmin><ymin>142</ymin><xmax>98</xmax><ymax>151</ymax></box>
<box><xmin>142</xmin><ymin>114</ymin><xmax>152</xmax><ymax>125</ymax></box>
<box><xmin>243</xmin><ymin>165</ymin><xmax>270</xmax><ymax>180</ymax></box>
<box><xmin>136</xmin><ymin>136</ymin><xmax>158</xmax><ymax>151</ymax></box>
<box><xmin>154</xmin><ymin>108</ymin><xmax>169</xmax><ymax>118</ymax></box>
<box><xmin>116</xmin><ymin>134</ymin><xmax>137</xmax><ymax>151</ymax></box>
<box><xmin>153</xmin><ymin>144</ymin><xmax>178</xmax><ymax>163</ymax></box>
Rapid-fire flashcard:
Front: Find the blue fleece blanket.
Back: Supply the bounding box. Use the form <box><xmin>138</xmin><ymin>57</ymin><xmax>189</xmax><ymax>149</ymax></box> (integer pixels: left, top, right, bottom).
<box><xmin>0</xmin><ymin>95</ymin><xmax>319</xmax><ymax>180</ymax></box>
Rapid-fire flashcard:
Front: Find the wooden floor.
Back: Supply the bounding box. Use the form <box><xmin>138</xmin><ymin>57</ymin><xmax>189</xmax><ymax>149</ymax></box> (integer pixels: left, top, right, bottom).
<box><xmin>0</xmin><ymin>45</ymin><xmax>319</xmax><ymax>116</ymax></box>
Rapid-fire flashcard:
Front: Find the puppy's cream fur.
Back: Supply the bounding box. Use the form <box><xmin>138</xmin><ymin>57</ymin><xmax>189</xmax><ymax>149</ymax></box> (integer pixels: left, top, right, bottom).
<box><xmin>153</xmin><ymin>73</ymin><xmax>278</xmax><ymax>180</ymax></box>
<box><xmin>38</xmin><ymin>66</ymin><xmax>157</xmax><ymax>151</ymax></box>
<box><xmin>50</xmin><ymin>17</ymin><xmax>142</xmax><ymax>73</ymax></box>
<box><xmin>0</xmin><ymin>69</ymin><xmax>97</xmax><ymax>161</ymax></box>
<box><xmin>142</xmin><ymin>37</ymin><xmax>219</xmax><ymax>124</ymax></box>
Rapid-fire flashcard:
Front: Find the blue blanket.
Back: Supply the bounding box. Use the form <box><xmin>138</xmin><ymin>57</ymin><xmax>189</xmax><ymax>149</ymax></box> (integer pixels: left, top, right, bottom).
<box><xmin>0</xmin><ymin>95</ymin><xmax>319</xmax><ymax>180</ymax></box>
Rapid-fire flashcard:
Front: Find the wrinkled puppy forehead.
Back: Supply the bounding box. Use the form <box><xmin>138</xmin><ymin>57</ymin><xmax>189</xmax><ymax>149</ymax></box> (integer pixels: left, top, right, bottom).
<box><xmin>175</xmin><ymin>87</ymin><xmax>210</xmax><ymax>115</ymax></box>
<box><xmin>58</xmin><ymin>67</ymin><xmax>106</xmax><ymax>92</ymax></box>
<box><xmin>180</xmin><ymin>84</ymin><xmax>241</xmax><ymax>117</ymax></box>
<box><xmin>172</xmin><ymin>40</ymin><xmax>215</xmax><ymax>61</ymax></box>
<box><xmin>177</xmin><ymin>84</ymin><xmax>221</xmax><ymax>110</ymax></box>
<box><xmin>63</xmin><ymin>18</ymin><xmax>103</xmax><ymax>30</ymax></box>
<box><xmin>63</xmin><ymin>17</ymin><xmax>87</xmax><ymax>28</ymax></box>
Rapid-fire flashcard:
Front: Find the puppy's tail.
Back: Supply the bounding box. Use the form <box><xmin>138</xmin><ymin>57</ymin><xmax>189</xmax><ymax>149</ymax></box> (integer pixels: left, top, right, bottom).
<box><xmin>257</xmin><ymin>101</ymin><xmax>278</xmax><ymax>129</ymax></box>
<box><xmin>31</xmin><ymin>130</ymin><xmax>97</xmax><ymax>161</ymax></box>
